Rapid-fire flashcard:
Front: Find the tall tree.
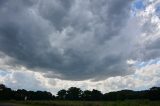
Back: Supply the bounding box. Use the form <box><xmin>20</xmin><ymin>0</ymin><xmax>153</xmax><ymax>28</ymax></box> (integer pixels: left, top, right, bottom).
<box><xmin>57</xmin><ymin>89</ymin><xmax>67</xmax><ymax>100</ymax></box>
<box><xmin>82</xmin><ymin>90</ymin><xmax>92</xmax><ymax>100</ymax></box>
<box><xmin>91</xmin><ymin>89</ymin><xmax>103</xmax><ymax>100</ymax></box>
<box><xmin>66</xmin><ymin>87</ymin><xmax>82</xmax><ymax>100</ymax></box>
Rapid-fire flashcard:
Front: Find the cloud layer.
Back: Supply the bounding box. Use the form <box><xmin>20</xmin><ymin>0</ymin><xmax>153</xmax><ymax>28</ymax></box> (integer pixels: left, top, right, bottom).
<box><xmin>0</xmin><ymin>0</ymin><xmax>135</xmax><ymax>80</ymax></box>
<box><xmin>1</xmin><ymin>61</ymin><xmax>160</xmax><ymax>94</ymax></box>
<box><xmin>0</xmin><ymin>0</ymin><xmax>160</xmax><ymax>84</ymax></box>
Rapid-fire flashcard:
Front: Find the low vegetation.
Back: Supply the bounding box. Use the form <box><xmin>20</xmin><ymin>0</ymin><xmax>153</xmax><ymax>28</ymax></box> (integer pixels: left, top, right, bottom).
<box><xmin>9</xmin><ymin>100</ymin><xmax>160</xmax><ymax>106</ymax></box>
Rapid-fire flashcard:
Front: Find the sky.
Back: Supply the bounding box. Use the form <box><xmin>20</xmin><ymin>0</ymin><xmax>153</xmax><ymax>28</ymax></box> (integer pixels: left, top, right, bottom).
<box><xmin>0</xmin><ymin>0</ymin><xmax>160</xmax><ymax>95</ymax></box>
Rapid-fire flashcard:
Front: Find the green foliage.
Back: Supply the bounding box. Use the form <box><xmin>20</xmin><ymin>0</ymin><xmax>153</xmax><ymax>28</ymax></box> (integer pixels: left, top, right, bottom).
<box><xmin>57</xmin><ymin>89</ymin><xmax>67</xmax><ymax>100</ymax></box>
<box><xmin>1</xmin><ymin>84</ymin><xmax>160</xmax><ymax>101</ymax></box>
<box><xmin>82</xmin><ymin>90</ymin><xmax>92</xmax><ymax>100</ymax></box>
<box><xmin>9</xmin><ymin>100</ymin><xmax>160</xmax><ymax>106</ymax></box>
<box><xmin>66</xmin><ymin>87</ymin><xmax>82</xmax><ymax>100</ymax></box>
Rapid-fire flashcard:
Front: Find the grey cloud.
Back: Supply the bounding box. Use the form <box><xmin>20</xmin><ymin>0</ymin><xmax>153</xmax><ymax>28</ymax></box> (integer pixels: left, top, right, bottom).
<box><xmin>0</xmin><ymin>0</ymin><xmax>135</xmax><ymax>80</ymax></box>
<box><xmin>1</xmin><ymin>70</ymin><xmax>48</xmax><ymax>91</ymax></box>
<box><xmin>140</xmin><ymin>23</ymin><xmax>160</xmax><ymax>60</ymax></box>
<box><xmin>91</xmin><ymin>0</ymin><xmax>131</xmax><ymax>43</ymax></box>
<box><xmin>145</xmin><ymin>38</ymin><xmax>160</xmax><ymax>60</ymax></box>
<box><xmin>146</xmin><ymin>38</ymin><xmax>160</xmax><ymax>50</ymax></box>
<box><xmin>38</xmin><ymin>0</ymin><xmax>74</xmax><ymax>31</ymax></box>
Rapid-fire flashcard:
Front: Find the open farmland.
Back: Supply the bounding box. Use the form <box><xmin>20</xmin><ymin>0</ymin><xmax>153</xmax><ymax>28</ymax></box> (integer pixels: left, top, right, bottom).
<box><xmin>4</xmin><ymin>100</ymin><xmax>160</xmax><ymax>106</ymax></box>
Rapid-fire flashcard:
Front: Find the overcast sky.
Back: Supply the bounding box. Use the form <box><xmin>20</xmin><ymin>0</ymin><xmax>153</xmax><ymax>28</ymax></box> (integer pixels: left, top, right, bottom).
<box><xmin>0</xmin><ymin>0</ymin><xmax>160</xmax><ymax>94</ymax></box>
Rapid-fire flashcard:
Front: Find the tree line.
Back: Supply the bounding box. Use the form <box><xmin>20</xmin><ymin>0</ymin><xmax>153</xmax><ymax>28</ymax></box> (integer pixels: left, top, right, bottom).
<box><xmin>0</xmin><ymin>84</ymin><xmax>160</xmax><ymax>101</ymax></box>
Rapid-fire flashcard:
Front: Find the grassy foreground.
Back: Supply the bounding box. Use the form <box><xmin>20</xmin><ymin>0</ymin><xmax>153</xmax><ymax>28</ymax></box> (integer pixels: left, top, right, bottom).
<box><xmin>7</xmin><ymin>100</ymin><xmax>160</xmax><ymax>106</ymax></box>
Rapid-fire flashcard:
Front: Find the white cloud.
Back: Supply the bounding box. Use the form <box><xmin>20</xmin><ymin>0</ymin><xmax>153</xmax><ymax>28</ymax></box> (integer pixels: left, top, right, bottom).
<box><xmin>0</xmin><ymin>61</ymin><xmax>160</xmax><ymax>94</ymax></box>
<box><xmin>127</xmin><ymin>59</ymin><xmax>137</xmax><ymax>65</ymax></box>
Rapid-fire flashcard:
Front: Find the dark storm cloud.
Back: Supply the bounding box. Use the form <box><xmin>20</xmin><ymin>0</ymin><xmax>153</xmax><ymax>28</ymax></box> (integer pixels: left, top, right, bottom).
<box><xmin>38</xmin><ymin>0</ymin><xmax>74</xmax><ymax>31</ymax></box>
<box><xmin>0</xmin><ymin>0</ymin><xmax>134</xmax><ymax>80</ymax></box>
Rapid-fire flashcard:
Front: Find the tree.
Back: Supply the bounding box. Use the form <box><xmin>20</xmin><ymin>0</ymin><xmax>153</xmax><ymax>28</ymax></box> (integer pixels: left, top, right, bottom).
<box><xmin>0</xmin><ymin>84</ymin><xmax>55</xmax><ymax>100</ymax></box>
<box><xmin>57</xmin><ymin>89</ymin><xmax>67</xmax><ymax>100</ymax></box>
<box><xmin>149</xmin><ymin>87</ymin><xmax>160</xmax><ymax>100</ymax></box>
<box><xmin>0</xmin><ymin>84</ymin><xmax>6</xmax><ymax>91</ymax></box>
<box><xmin>66</xmin><ymin>87</ymin><xmax>82</xmax><ymax>100</ymax></box>
<box><xmin>0</xmin><ymin>84</ymin><xmax>12</xmax><ymax>100</ymax></box>
<box><xmin>82</xmin><ymin>90</ymin><xmax>92</xmax><ymax>100</ymax></box>
<box><xmin>103</xmin><ymin>92</ymin><xmax>118</xmax><ymax>101</ymax></box>
<box><xmin>15</xmin><ymin>89</ymin><xmax>28</xmax><ymax>100</ymax></box>
<box><xmin>91</xmin><ymin>89</ymin><xmax>103</xmax><ymax>100</ymax></box>
<box><xmin>1</xmin><ymin>83</ymin><xmax>160</xmax><ymax>101</ymax></box>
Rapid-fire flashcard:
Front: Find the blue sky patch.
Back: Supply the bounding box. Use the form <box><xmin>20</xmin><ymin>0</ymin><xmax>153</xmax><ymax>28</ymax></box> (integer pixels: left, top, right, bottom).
<box><xmin>133</xmin><ymin>0</ymin><xmax>145</xmax><ymax>10</ymax></box>
<box><xmin>0</xmin><ymin>70</ymin><xmax>8</xmax><ymax>76</ymax></box>
<box><xmin>156</xmin><ymin>5</ymin><xmax>160</xmax><ymax>17</ymax></box>
<box><xmin>131</xmin><ymin>0</ymin><xmax>146</xmax><ymax>16</ymax></box>
<box><xmin>135</xmin><ymin>58</ymin><xmax>160</xmax><ymax>68</ymax></box>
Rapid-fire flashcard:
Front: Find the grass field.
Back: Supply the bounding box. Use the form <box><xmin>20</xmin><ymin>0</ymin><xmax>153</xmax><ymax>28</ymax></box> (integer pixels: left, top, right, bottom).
<box><xmin>7</xmin><ymin>100</ymin><xmax>160</xmax><ymax>106</ymax></box>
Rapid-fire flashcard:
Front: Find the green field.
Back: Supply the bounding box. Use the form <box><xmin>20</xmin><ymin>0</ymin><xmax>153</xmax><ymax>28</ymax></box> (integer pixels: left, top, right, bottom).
<box><xmin>6</xmin><ymin>100</ymin><xmax>160</xmax><ymax>106</ymax></box>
